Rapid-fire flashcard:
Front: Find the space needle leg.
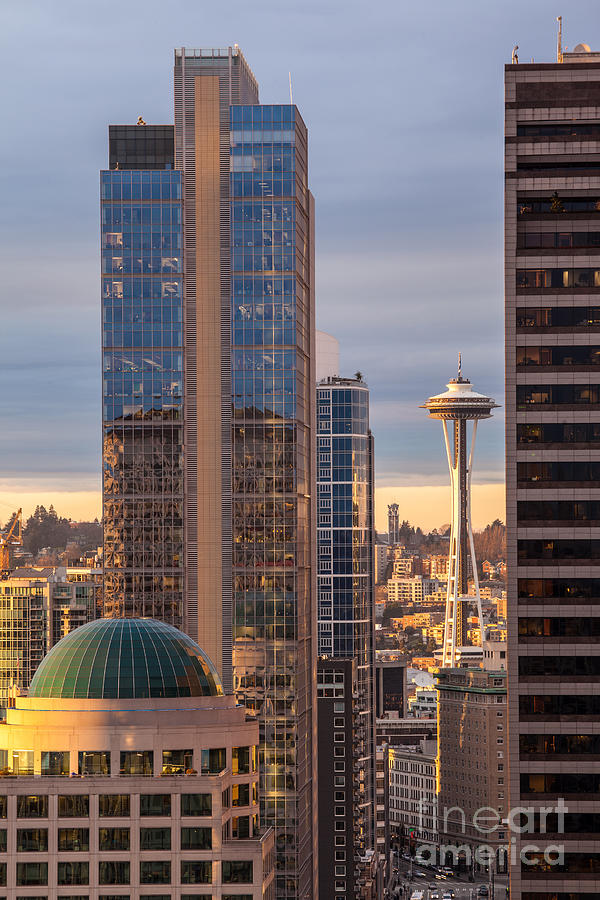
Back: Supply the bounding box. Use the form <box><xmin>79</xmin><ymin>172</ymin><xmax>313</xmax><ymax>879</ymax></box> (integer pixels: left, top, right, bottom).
<box><xmin>467</xmin><ymin>420</ymin><xmax>484</xmax><ymax>646</ymax></box>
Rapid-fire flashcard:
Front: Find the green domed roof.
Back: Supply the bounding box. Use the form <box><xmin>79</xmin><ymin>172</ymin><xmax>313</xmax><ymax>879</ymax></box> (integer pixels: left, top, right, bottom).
<box><xmin>29</xmin><ymin>618</ymin><xmax>223</xmax><ymax>700</ymax></box>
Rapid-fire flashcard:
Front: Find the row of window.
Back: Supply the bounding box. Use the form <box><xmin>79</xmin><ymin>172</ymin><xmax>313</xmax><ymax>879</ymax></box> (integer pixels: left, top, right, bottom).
<box><xmin>517</xmin><ymin>231</ymin><xmax>600</xmax><ymax>249</ymax></box>
<box><xmin>520</xmin><ymin>695</ymin><xmax>600</xmax><ymax>716</ymax></box>
<box><xmin>517</xmin><ymin>345</ymin><xmax>600</xmax><ymax>366</ymax></box>
<box><xmin>516</xmin><ymin>383</ymin><xmax>600</xmax><ymax>407</ymax></box>
<box><xmin>518</xmin><ymin>196</ymin><xmax>600</xmax><ymax>215</ymax></box>
<box><xmin>518</xmin><ymin>500</ymin><xmax>600</xmax><ymax>521</ymax></box>
<box><xmin>517</xmin><ymin>267</ymin><xmax>600</xmax><ymax>289</ymax></box>
<box><xmin>519</xmin><ymin>577</ymin><xmax>600</xmax><ymax>600</ymax></box>
<box><xmin>0</xmin><ymin>826</ymin><xmax>215</xmax><ymax>852</ymax></box>
<box><xmin>0</xmin><ymin>794</ymin><xmax>217</xmax><ymax>819</ymax></box>
<box><xmin>517</xmin><ymin>306</ymin><xmax>600</xmax><ymax>330</ymax></box>
<box><xmin>519</xmin><ymin>655</ymin><xmax>600</xmax><ymax>676</ymax></box>
<box><xmin>1</xmin><ymin>747</ymin><xmax>255</xmax><ymax>778</ymax></box>
<box><xmin>517</xmin><ymin>422</ymin><xmax>600</xmax><ymax>444</ymax></box>
<box><xmin>520</xmin><ymin>734</ymin><xmax>600</xmax><ymax>756</ymax></box>
<box><xmin>0</xmin><ymin>858</ymin><xmax>252</xmax><ymax>885</ymax></box>
<box><xmin>518</xmin><ymin>538</ymin><xmax>600</xmax><ymax>560</ymax></box>
<box><xmin>517</xmin><ymin>122</ymin><xmax>600</xmax><ymax>138</ymax></box>
<box><xmin>519</xmin><ymin>617</ymin><xmax>600</xmax><ymax>638</ymax></box>
<box><xmin>517</xmin><ymin>461</ymin><xmax>600</xmax><ymax>483</ymax></box>
<box><xmin>521</xmin><ymin>772</ymin><xmax>600</xmax><ymax>794</ymax></box>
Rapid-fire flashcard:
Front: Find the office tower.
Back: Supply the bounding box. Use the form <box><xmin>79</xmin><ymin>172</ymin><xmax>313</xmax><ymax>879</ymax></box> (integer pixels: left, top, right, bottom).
<box><xmin>506</xmin><ymin>38</ymin><xmax>600</xmax><ymax>899</ymax></box>
<box><xmin>101</xmin><ymin>126</ymin><xmax>184</xmax><ymax>625</ymax></box>
<box><xmin>102</xmin><ymin>47</ymin><xmax>316</xmax><ymax>899</ymax></box>
<box><xmin>317</xmin><ymin>658</ymin><xmax>378</xmax><ymax>900</ymax></box>
<box><xmin>316</xmin><ymin>373</ymin><xmax>376</xmax><ymax>883</ymax></box>
<box><xmin>387</xmin><ymin>503</ymin><xmax>400</xmax><ymax>545</ymax></box>
<box><xmin>435</xmin><ymin>665</ymin><xmax>508</xmax><ymax>875</ymax></box>
<box><xmin>0</xmin><ymin>617</ymin><xmax>274</xmax><ymax>898</ymax></box>
<box><xmin>0</xmin><ymin>566</ymin><xmax>97</xmax><ymax>707</ymax></box>
<box><xmin>422</xmin><ymin>367</ymin><xmax>498</xmax><ymax>667</ymax></box>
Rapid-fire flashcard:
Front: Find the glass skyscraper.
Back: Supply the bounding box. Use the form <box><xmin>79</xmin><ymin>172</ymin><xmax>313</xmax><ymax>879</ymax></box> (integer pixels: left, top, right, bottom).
<box><xmin>101</xmin><ymin>47</ymin><xmax>316</xmax><ymax>900</ymax></box>
<box><xmin>316</xmin><ymin>375</ymin><xmax>377</xmax><ymax>878</ymax></box>
<box><xmin>101</xmin><ymin>129</ymin><xmax>184</xmax><ymax>624</ymax></box>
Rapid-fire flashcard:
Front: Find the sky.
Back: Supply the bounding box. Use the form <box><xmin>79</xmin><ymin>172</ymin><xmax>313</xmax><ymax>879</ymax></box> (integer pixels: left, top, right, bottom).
<box><xmin>1</xmin><ymin>0</ymin><xmax>600</xmax><ymax>532</ymax></box>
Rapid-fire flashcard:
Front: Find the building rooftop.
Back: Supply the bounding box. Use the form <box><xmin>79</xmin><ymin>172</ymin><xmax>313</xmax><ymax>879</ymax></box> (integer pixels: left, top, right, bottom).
<box><xmin>28</xmin><ymin>618</ymin><xmax>223</xmax><ymax>700</ymax></box>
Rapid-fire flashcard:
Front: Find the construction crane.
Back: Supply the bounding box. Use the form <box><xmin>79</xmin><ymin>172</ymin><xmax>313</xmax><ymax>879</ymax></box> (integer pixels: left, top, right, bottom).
<box><xmin>0</xmin><ymin>509</ymin><xmax>22</xmax><ymax>574</ymax></box>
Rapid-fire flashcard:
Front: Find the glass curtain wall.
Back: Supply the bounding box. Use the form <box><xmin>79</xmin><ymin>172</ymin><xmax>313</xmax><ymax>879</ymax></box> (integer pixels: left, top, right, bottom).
<box><xmin>230</xmin><ymin>104</ymin><xmax>313</xmax><ymax>900</ymax></box>
<box><xmin>101</xmin><ymin>168</ymin><xmax>184</xmax><ymax>623</ymax></box>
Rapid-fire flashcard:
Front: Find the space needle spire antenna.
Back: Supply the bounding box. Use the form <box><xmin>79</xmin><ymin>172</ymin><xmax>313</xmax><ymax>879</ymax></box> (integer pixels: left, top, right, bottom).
<box><xmin>421</xmin><ymin>362</ymin><xmax>499</xmax><ymax>668</ymax></box>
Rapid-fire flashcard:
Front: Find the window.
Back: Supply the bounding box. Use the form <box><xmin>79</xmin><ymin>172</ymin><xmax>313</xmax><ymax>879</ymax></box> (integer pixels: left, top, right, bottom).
<box><xmin>221</xmin><ymin>789</ymin><xmax>229</xmax><ymax>810</ymax></box>
<box><xmin>162</xmin><ymin>750</ymin><xmax>192</xmax><ymax>775</ymax></box>
<box><xmin>120</xmin><ymin>751</ymin><xmax>152</xmax><ymax>776</ymax></box>
<box><xmin>98</xmin><ymin>861</ymin><xmax>130</xmax><ymax>885</ymax></box>
<box><xmin>141</xmin><ymin>896</ymin><xmax>171</xmax><ymax>900</ymax></box>
<box><xmin>0</xmin><ymin>862</ymin><xmax>5</xmax><ymax>885</ymax></box>
<box><xmin>17</xmin><ymin>796</ymin><xmax>48</xmax><ymax>818</ymax></box>
<box><xmin>58</xmin><ymin>862</ymin><xmax>89</xmax><ymax>886</ymax></box>
<box><xmin>98</xmin><ymin>828</ymin><xmax>130</xmax><ymax>851</ymax></box>
<box><xmin>58</xmin><ymin>829</ymin><xmax>89</xmax><ymax>851</ymax></box>
<box><xmin>181</xmin><ymin>794</ymin><xmax>211</xmax><ymax>817</ymax></box>
<box><xmin>222</xmin><ymin>861</ymin><xmax>253</xmax><ymax>883</ymax></box>
<box><xmin>335</xmin><ymin>865</ymin><xmax>346</xmax><ymax>876</ymax></box>
<box><xmin>17</xmin><ymin>829</ymin><xmax>48</xmax><ymax>851</ymax></box>
<box><xmin>232</xmin><ymin>746</ymin><xmax>250</xmax><ymax>774</ymax></box>
<box><xmin>335</xmin><ymin>836</ymin><xmax>346</xmax><ymax>846</ymax></box>
<box><xmin>223</xmin><ymin>897</ymin><xmax>252</xmax><ymax>900</ymax></box>
<box><xmin>98</xmin><ymin>795</ymin><xmax>129</xmax><ymax>817</ymax></box>
<box><xmin>181</xmin><ymin>827</ymin><xmax>212</xmax><ymax>850</ymax></box>
<box><xmin>140</xmin><ymin>794</ymin><xmax>170</xmax><ymax>816</ymax></box>
<box><xmin>0</xmin><ymin>829</ymin><xmax>5</xmax><ymax>852</ymax></box>
<box><xmin>335</xmin><ymin>792</ymin><xmax>345</xmax><ymax>802</ymax></box>
<box><xmin>0</xmin><ymin>797</ymin><xmax>5</xmax><ymax>819</ymax></box>
<box><xmin>79</xmin><ymin>752</ymin><xmax>110</xmax><ymax>776</ymax></box>
<box><xmin>232</xmin><ymin>783</ymin><xmax>250</xmax><ymax>807</ymax></box>
<box><xmin>16</xmin><ymin>862</ymin><xmax>48</xmax><ymax>885</ymax></box>
<box><xmin>58</xmin><ymin>795</ymin><xmax>89</xmax><ymax>818</ymax></box>
<box><xmin>140</xmin><ymin>827</ymin><xmax>171</xmax><ymax>850</ymax></box>
<box><xmin>231</xmin><ymin>816</ymin><xmax>250</xmax><ymax>839</ymax></box>
<box><xmin>140</xmin><ymin>861</ymin><xmax>170</xmax><ymax>885</ymax></box>
<box><xmin>41</xmin><ymin>751</ymin><xmax>69</xmax><ymax>776</ymax></box>
<box><xmin>2</xmin><ymin>751</ymin><xmax>33</xmax><ymax>775</ymax></box>
<box><xmin>200</xmin><ymin>749</ymin><xmax>225</xmax><ymax>774</ymax></box>
<box><xmin>334</xmin><ymin>806</ymin><xmax>345</xmax><ymax>816</ymax></box>
<box><xmin>181</xmin><ymin>861</ymin><xmax>212</xmax><ymax>884</ymax></box>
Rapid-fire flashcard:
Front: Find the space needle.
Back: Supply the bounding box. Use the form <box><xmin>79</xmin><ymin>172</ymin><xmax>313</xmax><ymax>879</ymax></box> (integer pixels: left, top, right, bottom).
<box><xmin>421</xmin><ymin>357</ymin><xmax>499</xmax><ymax>668</ymax></box>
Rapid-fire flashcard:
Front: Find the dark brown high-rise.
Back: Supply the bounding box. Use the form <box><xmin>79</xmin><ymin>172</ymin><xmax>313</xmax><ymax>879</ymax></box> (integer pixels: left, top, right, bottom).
<box><xmin>506</xmin><ymin>36</ymin><xmax>600</xmax><ymax>899</ymax></box>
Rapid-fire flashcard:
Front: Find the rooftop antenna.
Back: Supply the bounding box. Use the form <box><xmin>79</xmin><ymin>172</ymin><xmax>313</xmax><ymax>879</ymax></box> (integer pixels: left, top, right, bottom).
<box><xmin>289</xmin><ymin>71</ymin><xmax>293</xmax><ymax>105</ymax></box>
<box><xmin>557</xmin><ymin>16</ymin><xmax>563</xmax><ymax>62</ymax></box>
<box><xmin>512</xmin><ymin>45</ymin><xmax>519</xmax><ymax>64</ymax></box>
<box><xmin>458</xmin><ymin>352</ymin><xmax>462</xmax><ymax>380</ymax></box>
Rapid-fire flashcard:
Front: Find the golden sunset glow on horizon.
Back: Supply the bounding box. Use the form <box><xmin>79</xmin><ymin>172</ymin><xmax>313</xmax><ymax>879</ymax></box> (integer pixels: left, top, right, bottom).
<box><xmin>375</xmin><ymin>482</ymin><xmax>505</xmax><ymax>534</ymax></box>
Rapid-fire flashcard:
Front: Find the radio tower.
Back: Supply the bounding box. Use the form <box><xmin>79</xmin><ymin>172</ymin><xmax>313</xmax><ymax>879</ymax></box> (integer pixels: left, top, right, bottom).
<box><xmin>421</xmin><ymin>357</ymin><xmax>499</xmax><ymax>667</ymax></box>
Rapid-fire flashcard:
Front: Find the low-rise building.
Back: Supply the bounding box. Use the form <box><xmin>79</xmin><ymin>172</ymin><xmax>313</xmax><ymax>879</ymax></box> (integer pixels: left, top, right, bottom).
<box><xmin>0</xmin><ymin>617</ymin><xmax>274</xmax><ymax>898</ymax></box>
<box><xmin>388</xmin><ymin>739</ymin><xmax>437</xmax><ymax>848</ymax></box>
<box><xmin>0</xmin><ymin>567</ymin><xmax>98</xmax><ymax>706</ymax></box>
<box><xmin>435</xmin><ymin>664</ymin><xmax>508</xmax><ymax>872</ymax></box>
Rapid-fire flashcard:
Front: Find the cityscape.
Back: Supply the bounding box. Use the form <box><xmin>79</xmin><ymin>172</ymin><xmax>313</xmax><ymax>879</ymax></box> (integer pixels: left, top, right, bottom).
<box><xmin>1</xmin><ymin>3</ymin><xmax>600</xmax><ymax>900</ymax></box>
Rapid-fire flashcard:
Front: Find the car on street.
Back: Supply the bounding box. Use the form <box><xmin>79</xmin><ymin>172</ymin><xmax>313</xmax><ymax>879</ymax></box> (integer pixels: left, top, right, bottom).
<box><xmin>430</xmin><ymin>892</ymin><xmax>440</xmax><ymax>900</ymax></box>
<box><xmin>478</xmin><ymin>887</ymin><xmax>489</xmax><ymax>897</ymax></box>
<box><xmin>442</xmin><ymin>892</ymin><xmax>453</xmax><ymax>900</ymax></box>
<box><xmin>415</xmin><ymin>871</ymin><xmax>429</xmax><ymax>878</ymax></box>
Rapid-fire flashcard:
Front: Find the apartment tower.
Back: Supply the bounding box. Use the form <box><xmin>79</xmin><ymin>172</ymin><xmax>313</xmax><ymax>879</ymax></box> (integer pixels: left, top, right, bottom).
<box><xmin>316</xmin><ymin>374</ymin><xmax>377</xmax><ymax>896</ymax></box>
<box><xmin>506</xmin><ymin>37</ymin><xmax>600</xmax><ymax>899</ymax></box>
<box><xmin>102</xmin><ymin>47</ymin><xmax>317</xmax><ymax>900</ymax></box>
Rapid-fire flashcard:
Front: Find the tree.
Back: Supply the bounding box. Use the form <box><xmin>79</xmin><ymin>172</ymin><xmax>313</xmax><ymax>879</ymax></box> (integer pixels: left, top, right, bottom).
<box><xmin>23</xmin><ymin>505</ymin><xmax>72</xmax><ymax>555</ymax></box>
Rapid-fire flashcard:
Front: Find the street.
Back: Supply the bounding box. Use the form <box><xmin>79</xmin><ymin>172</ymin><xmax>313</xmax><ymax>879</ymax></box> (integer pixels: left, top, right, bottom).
<box><xmin>387</xmin><ymin>858</ymin><xmax>508</xmax><ymax>900</ymax></box>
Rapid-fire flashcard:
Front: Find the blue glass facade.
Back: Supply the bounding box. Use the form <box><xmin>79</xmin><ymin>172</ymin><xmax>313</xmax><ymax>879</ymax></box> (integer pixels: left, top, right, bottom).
<box><xmin>101</xmin><ymin>168</ymin><xmax>184</xmax><ymax>623</ymax></box>
<box><xmin>230</xmin><ymin>105</ymin><xmax>315</xmax><ymax>899</ymax></box>
<box><xmin>317</xmin><ymin>377</ymin><xmax>376</xmax><ymax>859</ymax></box>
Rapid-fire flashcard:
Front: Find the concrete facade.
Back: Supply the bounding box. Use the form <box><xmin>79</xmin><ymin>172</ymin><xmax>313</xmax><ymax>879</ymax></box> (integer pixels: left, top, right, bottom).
<box><xmin>505</xmin><ymin>41</ymin><xmax>600</xmax><ymax>898</ymax></box>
